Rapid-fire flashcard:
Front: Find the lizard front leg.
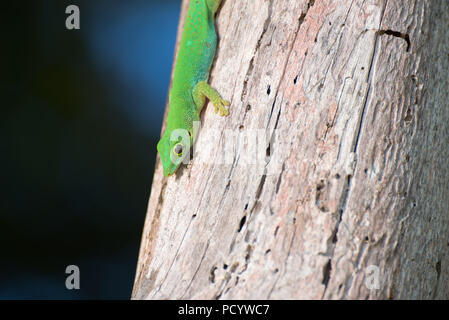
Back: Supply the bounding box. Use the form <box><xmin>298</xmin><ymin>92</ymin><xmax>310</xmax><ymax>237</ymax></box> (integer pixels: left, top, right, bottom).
<box><xmin>192</xmin><ymin>81</ymin><xmax>230</xmax><ymax>117</ymax></box>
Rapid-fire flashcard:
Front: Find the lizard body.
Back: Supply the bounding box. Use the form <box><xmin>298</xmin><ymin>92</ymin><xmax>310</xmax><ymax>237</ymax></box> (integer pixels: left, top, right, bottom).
<box><xmin>157</xmin><ymin>0</ymin><xmax>229</xmax><ymax>176</ymax></box>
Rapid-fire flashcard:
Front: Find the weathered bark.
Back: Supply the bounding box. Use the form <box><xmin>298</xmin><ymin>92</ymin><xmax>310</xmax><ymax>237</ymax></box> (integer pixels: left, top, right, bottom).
<box><xmin>133</xmin><ymin>0</ymin><xmax>449</xmax><ymax>299</ymax></box>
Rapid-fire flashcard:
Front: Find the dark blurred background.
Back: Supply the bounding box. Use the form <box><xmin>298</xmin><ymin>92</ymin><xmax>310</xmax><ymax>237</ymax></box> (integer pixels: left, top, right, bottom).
<box><xmin>1</xmin><ymin>0</ymin><xmax>180</xmax><ymax>299</ymax></box>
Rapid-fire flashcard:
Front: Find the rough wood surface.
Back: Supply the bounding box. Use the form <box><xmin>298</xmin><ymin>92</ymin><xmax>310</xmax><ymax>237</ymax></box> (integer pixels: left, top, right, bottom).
<box><xmin>132</xmin><ymin>0</ymin><xmax>449</xmax><ymax>299</ymax></box>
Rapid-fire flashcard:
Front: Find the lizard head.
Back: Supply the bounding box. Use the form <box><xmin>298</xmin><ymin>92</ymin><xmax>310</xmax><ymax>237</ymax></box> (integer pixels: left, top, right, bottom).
<box><xmin>157</xmin><ymin>129</ymin><xmax>191</xmax><ymax>177</ymax></box>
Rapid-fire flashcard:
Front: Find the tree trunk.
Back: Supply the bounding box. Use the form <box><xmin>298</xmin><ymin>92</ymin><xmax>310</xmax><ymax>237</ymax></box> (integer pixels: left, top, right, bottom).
<box><xmin>132</xmin><ymin>0</ymin><xmax>449</xmax><ymax>299</ymax></box>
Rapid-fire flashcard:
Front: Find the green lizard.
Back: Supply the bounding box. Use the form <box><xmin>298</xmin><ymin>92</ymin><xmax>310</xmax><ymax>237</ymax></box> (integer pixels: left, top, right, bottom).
<box><xmin>157</xmin><ymin>0</ymin><xmax>230</xmax><ymax>177</ymax></box>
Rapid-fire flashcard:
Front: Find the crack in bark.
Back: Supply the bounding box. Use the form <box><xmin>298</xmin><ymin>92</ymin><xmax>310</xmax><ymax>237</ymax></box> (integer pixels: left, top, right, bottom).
<box><xmin>266</xmin><ymin>97</ymin><xmax>278</xmax><ymax>129</ymax></box>
<box><xmin>181</xmin><ymin>240</ymin><xmax>210</xmax><ymax>298</ymax></box>
<box><xmin>157</xmin><ymin>216</ymin><xmax>194</xmax><ymax>297</ymax></box>
<box><xmin>275</xmin><ymin>162</ymin><xmax>286</xmax><ymax>194</ymax></box>
<box><xmin>255</xmin><ymin>174</ymin><xmax>267</xmax><ymax>201</ymax></box>
<box><xmin>241</xmin><ymin>0</ymin><xmax>274</xmax><ymax>102</ymax></box>
<box><xmin>322</xmin><ymin>0</ymin><xmax>388</xmax><ymax>298</ymax></box>
<box><xmin>376</xmin><ymin>29</ymin><xmax>411</xmax><ymax>52</ymax></box>
<box><xmin>248</xmin><ymin>171</ymin><xmax>267</xmax><ymax>217</ymax></box>
<box><xmin>267</xmin><ymin>209</ymin><xmax>298</xmax><ymax>299</ymax></box>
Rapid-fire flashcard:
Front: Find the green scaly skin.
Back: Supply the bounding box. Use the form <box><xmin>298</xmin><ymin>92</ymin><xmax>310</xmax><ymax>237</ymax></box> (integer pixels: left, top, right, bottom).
<box><xmin>157</xmin><ymin>0</ymin><xmax>229</xmax><ymax>176</ymax></box>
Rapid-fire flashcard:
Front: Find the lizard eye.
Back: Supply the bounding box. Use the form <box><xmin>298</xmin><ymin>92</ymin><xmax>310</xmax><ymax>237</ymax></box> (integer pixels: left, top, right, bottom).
<box><xmin>173</xmin><ymin>143</ymin><xmax>184</xmax><ymax>156</ymax></box>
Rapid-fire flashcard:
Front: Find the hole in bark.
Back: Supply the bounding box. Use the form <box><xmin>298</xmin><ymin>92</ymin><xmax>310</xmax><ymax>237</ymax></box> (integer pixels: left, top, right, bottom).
<box><xmin>319</xmin><ymin>205</ymin><xmax>328</xmax><ymax>212</ymax></box>
<box><xmin>294</xmin><ymin>75</ymin><xmax>298</xmax><ymax>84</ymax></box>
<box><xmin>267</xmin><ymin>85</ymin><xmax>271</xmax><ymax>95</ymax></box>
<box><xmin>316</xmin><ymin>180</ymin><xmax>325</xmax><ymax>191</ymax></box>
<box><xmin>322</xmin><ymin>259</ymin><xmax>332</xmax><ymax>286</ymax></box>
<box><xmin>335</xmin><ymin>173</ymin><xmax>341</xmax><ymax>179</ymax></box>
<box><xmin>404</xmin><ymin>108</ymin><xmax>413</xmax><ymax>123</ymax></box>
<box><xmin>244</xmin><ymin>203</ymin><xmax>248</xmax><ymax>210</ymax></box>
<box><xmin>265</xmin><ymin>249</ymin><xmax>271</xmax><ymax>255</ymax></box>
<box><xmin>332</xmin><ymin>212</ymin><xmax>342</xmax><ymax>243</ymax></box>
<box><xmin>274</xmin><ymin>225</ymin><xmax>279</xmax><ymax>236</ymax></box>
<box><xmin>333</xmin><ymin>233</ymin><xmax>338</xmax><ymax>243</ymax></box>
<box><xmin>209</xmin><ymin>266</ymin><xmax>217</xmax><ymax>283</ymax></box>
<box><xmin>245</xmin><ymin>245</ymin><xmax>252</xmax><ymax>263</ymax></box>
<box><xmin>316</xmin><ymin>180</ymin><xmax>329</xmax><ymax>212</ymax></box>
<box><xmin>435</xmin><ymin>261</ymin><xmax>441</xmax><ymax>277</ymax></box>
<box><xmin>239</xmin><ymin>125</ymin><xmax>244</xmax><ymax>131</ymax></box>
<box><xmin>238</xmin><ymin>216</ymin><xmax>247</xmax><ymax>232</ymax></box>
<box><xmin>223</xmin><ymin>264</ymin><xmax>228</xmax><ymax>270</ymax></box>
<box><xmin>246</xmin><ymin>104</ymin><xmax>251</xmax><ymax>111</ymax></box>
